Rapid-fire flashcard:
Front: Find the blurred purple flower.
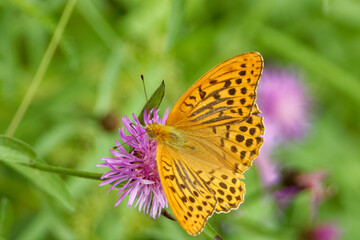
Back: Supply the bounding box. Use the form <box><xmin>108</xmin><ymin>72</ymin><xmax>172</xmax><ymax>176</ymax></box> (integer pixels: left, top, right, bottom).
<box><xmin>296</xmin><ymin>170</ymin><xmax>329</xmax><ymax>219</ymax></box>
<box><xmin>255</xmin><ymin>66</ymin><xmax>311</xmax><ymax>187</ymax></box>
<box><xmin>255</xmin><ymin>149</ymin><xmax>281</xmax><ymax>188</ymax></box>
<box><xmin>255</xmin><ymin>66</ymin><xmax>311</xmax><ymax>190</ymax></box>
<box><xmin>273</xmin><ymin>185</ymin><xmax>302</xmax><ymax>210</ymax></box>
<box><xmin>98</xmin><ymin>108</ymin><xmax>169</xmax><ymax>219</ymax></box>
<box><xmin>301</xmin><ymin>222</ymin><xmax>341</xmax><ymax>240</ymax></box>
<box><xmin>273</xmin><ymin>169</ymin><xmax>329</xmax><ymax>214</ymax></box>
<box><xmin>257</xmin><ymin>67</ymin><xmax>310</xmax><ymax>150</ymax></box>
<box><xmin>254</xmin><ymin>66</ymin><xmax>331</xmax><ymax>215</ymax></box>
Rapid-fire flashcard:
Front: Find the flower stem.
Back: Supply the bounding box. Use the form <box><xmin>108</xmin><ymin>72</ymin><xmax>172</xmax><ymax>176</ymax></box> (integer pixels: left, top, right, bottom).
<box><xmin>22</xmin><ymin>162</ymin><xmax>102</xmax><ymax>180</ymax></box>
<box><xmin>5</xmin><ymin>0</ymin><xmax>78</xmax><ymax>137</ymax></box>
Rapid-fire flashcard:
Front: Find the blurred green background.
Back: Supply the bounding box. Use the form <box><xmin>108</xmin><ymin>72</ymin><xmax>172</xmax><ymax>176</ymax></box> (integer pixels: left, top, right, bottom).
<box><xmin>1</xmin><ymin>0</ymin><xmax>360</xmax><ymax>239</ymax></box>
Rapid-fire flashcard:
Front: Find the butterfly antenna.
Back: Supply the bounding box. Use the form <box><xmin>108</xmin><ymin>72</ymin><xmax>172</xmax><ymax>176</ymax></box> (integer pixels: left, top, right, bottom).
<box><xmin>141</xmin><ymin>74</ymin><xmax>149</xmax><ymax>111</ymax></box>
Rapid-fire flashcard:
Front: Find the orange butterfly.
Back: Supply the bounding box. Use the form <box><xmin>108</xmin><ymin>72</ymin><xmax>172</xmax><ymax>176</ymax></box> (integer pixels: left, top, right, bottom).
<box><xmin>146</xmin><ymin>52</ymin><xmax>264</xmax><ymax>235</ymax></box>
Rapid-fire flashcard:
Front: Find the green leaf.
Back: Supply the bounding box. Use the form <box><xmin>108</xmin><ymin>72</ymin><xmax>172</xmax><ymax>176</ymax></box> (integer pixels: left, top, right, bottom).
<box><xmin>202</xmin><ymin>222</ymin><xmax>223</xmax><ymax>240</ymax></box>
<box><xmin>0</xmin><ymin>135</ymin><xmax>74</xmax><ymax>211</ymax></box>
<box><xmin>138</xmin><ymin>80</ymin><xmax>165</xmax><ymax>125</ymax></box>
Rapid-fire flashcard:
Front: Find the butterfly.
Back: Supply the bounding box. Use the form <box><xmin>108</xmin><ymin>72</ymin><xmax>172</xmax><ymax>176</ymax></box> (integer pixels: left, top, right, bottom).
<box><xmin>146</xmin><ymin>52</ymin><xmax>264</xmax><ymax>235</ymax></box>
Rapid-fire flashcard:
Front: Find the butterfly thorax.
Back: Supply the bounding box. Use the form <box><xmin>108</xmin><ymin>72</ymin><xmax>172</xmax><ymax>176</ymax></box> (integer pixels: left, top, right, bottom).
<box><xmin>146</xmin><ymin>122</ymin><xmax>189</xmax><ymax>148</ymax></box>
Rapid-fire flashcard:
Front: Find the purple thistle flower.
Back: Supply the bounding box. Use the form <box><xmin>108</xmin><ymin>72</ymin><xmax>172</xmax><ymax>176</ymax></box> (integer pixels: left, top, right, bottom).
<box><xmin>257</xmin><ymin>67</ymin><xmax>310</xmax><ymax>150</ymax></box>
<box><xmin>254</xmin><ymin>65</ymin><xmax>331</xmax><ymax>215</ymax></box>
<box><xmin>256</xmin><ymin>66</ymin><xmax>311</xmax><ymax>188</ymax></box>
<box><xmin>254</xmin><ymin>66</ymin><xmax>332</xmax><ymax>215</ymax></box>
<box><xmin>98</xmin><ymin>108</ymin><xmax>169</xmax><ymax>219</ymax></box>
<box><xmin>255</xmin><ymin>149</ymin><xmax>281</xmax><ymax>188</ymax></box>
<box><xmin>273</xmin><ymin>185</ymin><xmax>302</xmax><ymax>209</ymax></box>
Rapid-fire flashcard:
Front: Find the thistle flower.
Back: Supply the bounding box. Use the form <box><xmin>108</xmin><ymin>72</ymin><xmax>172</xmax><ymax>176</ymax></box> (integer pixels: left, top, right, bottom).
<box><xmin>256</xmin><ymin>66</ymin><xmax>311</xmax><ymax>187</ymax></box>
<box><xmin>98</xmin><ymin>108</ymin><xmax>169</xmax><ymax>219</ymax></box>
<box><xmin>257</xmin><ymin>67</ymin><xmax>310</xmax><ymax>150</ymax></box>
<box><xmin>255</xmin><ymin>149</ymin><xmax>281</xmax><ymax>188</ymax></box>
<box><xmin>255</xmin><ymin>66</ymin><xmax>327</xmax><ymax>213</ymax></box>
<box><xmin>256</xmin><ymin>66</ymin><xmax>329</xmax><ymax>207</ymax></box>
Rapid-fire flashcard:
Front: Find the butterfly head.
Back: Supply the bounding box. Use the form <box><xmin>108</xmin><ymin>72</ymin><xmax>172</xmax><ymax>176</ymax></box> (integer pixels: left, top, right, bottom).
<box><xmin>145</xmin><ymin>122</ymin><xmax>160</xmax><ymax>140</ymax></box>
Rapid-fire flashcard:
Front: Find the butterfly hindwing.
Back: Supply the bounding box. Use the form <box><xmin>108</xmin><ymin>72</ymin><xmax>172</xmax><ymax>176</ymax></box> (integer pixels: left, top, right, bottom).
<box><xmin>157</xmin><ymin>143</ymin><xmax>217</xmax><ymax>235</ymax></box>
<box><xmin>194</xmin><ymin>167</ymin><xmax>246</xmax><ymax>213</ymax></box>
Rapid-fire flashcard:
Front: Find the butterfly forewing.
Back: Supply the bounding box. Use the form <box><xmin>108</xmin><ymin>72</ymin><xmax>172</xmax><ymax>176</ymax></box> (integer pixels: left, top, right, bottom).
<box><xmin>166</xmin><ymin>52</ymin><xmax>263</xmax><ymax>128</ymax></box>
<box><xmin>212</xmin><ymin>104</ymin><xmax>264</xmax><ymax>173</ymax></box>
